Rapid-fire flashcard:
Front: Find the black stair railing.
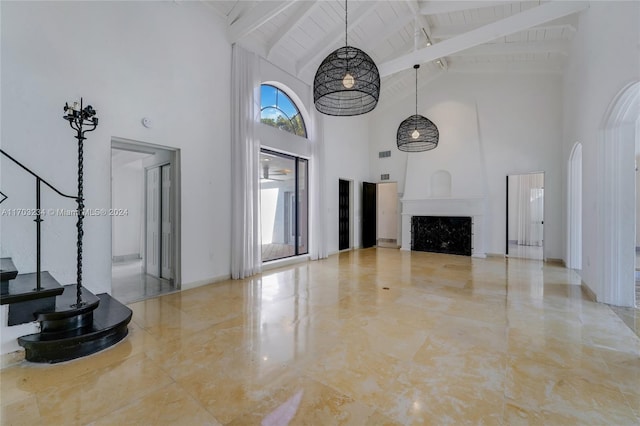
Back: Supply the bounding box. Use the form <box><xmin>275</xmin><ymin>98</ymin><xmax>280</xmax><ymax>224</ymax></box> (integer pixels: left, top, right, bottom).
<box><xmin>0</xmin><ymin>149</ymin><xmax>77</xmax><ymax>291</ymax></box>
<box><xmin>63</xmin><ymin>98</ymin><xmax>98</xmax><ymax>307</ymax></box>
<box><xmin>0</xmin><ymin>98</ymin><xmax>98</xmax><ymax>308</ymax></box>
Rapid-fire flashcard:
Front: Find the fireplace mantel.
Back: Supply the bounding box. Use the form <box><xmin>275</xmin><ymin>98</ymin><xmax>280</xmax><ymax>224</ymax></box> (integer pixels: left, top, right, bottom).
<box><xmin>400</xmin><ymin>197</ymin><xmax>486</xmax><ymax>257</ymax></box>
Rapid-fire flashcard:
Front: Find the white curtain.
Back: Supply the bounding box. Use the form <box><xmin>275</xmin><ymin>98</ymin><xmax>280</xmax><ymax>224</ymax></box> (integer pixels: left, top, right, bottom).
<box><xmin>308</xmin><ymin>87</ymin><xmax>328</xmax><ymax>260</ymax></box>
<box><xmin>231</xmin><ymin>44</ymin><xmax>262</xmax><ymax>279</ymax></box>
<box><xmin>516</xmin><ymin>173</ymin><xmax>544</xmax><ymax>246</ymax></box>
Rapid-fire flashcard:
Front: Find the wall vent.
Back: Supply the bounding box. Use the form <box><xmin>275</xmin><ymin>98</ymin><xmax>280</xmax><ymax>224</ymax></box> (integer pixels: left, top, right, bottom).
<box><xmin>381</xmin><ymin>174</ymin><xmax>390</xmax><ymax>180</ymax></box>
<box><xmin>379</xmin><ymin>150</ymin><xmax>391</xmax><ymax>158</ymax></box>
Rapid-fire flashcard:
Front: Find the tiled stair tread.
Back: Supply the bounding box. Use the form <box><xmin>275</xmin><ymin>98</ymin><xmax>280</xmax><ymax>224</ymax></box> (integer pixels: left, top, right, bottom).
<box><xmin>0</xmin><ymin>257</ymin><xmax>18</xmax><ymax>281</ymax></box>
<box><xmin>0</xmin><ymin>272</ymin><xmax>64</xmax><ymax>305</ymax></box>
<box><xmin>18</xmin><ymin>293</ymin><xmax>132</xmax><ymax>363</ymax></box>
<box><xmin>34</xmin><ymin>284</ymin><xmax>100</xmax><ymax>321</ymax></box>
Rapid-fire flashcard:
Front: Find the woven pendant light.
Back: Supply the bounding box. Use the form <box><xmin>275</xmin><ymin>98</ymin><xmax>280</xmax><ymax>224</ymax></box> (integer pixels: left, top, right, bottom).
<box><xmin>397</xmin><ymin>64</ymin><xmax>438</xmax><ymax>152</ymax></box>
<box><xmin>313</xmin><ymin>0</ymin><xmax>380</xmax><ymax>116</ymax></box>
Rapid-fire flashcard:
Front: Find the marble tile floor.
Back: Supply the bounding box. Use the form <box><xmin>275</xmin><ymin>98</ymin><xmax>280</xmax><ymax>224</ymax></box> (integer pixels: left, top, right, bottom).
<box><xmin>2</xmin><ymin>249</ymin><xmax>639</xmax><ymax>425</ymax></box>
<box><xmin>112</xmin><ymin>259</ymin><xmax>177</xmax><ymax>305</ymax></box>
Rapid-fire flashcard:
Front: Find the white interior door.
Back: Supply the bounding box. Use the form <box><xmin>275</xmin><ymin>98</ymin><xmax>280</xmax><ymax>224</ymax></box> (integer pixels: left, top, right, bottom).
<box><xmin>146</xmin><ymin>167</ymin><xmax>160</xmax><ymax>277</ymax></box>
<box><xmin>161</xmin><ymin>164</ymin><xmax>172</xmax><ymax>279</ymax></box>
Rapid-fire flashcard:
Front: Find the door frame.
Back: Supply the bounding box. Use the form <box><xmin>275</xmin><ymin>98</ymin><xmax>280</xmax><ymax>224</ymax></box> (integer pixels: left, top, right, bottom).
<box><xmin>505</xmin><ymin>172</ymin><xmax>545</xmax><ymax>260</ymax></box>
<box><xmin>110</xmin><ymin>137</ymin><xmax>181</xmax><ymax>289</ymax></box>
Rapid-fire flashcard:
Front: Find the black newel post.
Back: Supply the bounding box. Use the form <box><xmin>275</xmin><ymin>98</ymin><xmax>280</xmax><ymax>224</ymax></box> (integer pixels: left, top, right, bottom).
<box><xmin>63</xmin><ymin>99</ymin><xmax>98</xmax><ymax>308</ymax></box>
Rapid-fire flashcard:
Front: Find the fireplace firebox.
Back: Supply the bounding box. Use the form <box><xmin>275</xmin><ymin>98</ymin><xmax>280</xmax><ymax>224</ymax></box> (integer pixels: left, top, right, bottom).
<box><xmin>411</xmin><ymin>216</ymin><xmax>472</xmax><ymax>256</ymax></box>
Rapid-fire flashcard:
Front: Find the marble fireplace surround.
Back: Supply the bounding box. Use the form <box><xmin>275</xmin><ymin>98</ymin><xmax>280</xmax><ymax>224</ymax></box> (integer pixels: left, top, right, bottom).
<box><xmin>400</xmin><ymin>197</ymin><xmax>486</xmax><ymax>257</ymax></box>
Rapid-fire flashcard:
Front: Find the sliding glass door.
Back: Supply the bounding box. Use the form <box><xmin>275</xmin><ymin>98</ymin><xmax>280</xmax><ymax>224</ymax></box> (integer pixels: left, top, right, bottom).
<box><xmin>260</xmin><ymin>149</ymin><xmax>308</xmax><ymax>262</ymax></box>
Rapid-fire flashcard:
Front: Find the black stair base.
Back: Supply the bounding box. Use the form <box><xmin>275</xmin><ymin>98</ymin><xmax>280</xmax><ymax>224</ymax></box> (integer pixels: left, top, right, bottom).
<box><xmin>18</xmin><ymin>293</ymin><xmax>132</xmax><ymax>364</ymax></box>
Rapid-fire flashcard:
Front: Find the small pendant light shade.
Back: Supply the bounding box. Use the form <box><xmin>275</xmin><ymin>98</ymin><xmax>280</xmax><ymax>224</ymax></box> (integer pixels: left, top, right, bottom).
<box><xmin>313</xmin><ymin>0</ymin><xmax>380</xmax><ymax>116</ymax></box>
<box><xmin>397</xmin><ymin>65</ymin><xmax>439</xmax><ymax>152</ymax></box>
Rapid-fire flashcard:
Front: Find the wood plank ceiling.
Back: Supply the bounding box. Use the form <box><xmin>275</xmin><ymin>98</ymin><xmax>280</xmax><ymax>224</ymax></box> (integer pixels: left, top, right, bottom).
<box><xmin>204</xmin><ymin>0</ymin><xmax>586</xmax><ymax>103</ymax></box>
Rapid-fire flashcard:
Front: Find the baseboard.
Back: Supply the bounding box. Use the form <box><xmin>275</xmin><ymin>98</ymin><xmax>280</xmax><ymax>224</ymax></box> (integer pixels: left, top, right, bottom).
<box><xmin>545</xmin><ymin>258</ymin><xmax>564</xmax><ymax>266</ymax></box>
<box><xmin>112</xmin><ymin>254</ymin><xmax>142</xmax><ymax>263</ymax></box>
<box><xmin>181</xmin><ymin>274</ymin><xmax>230</xmax><ymax>291</ymax></box>
<box><xmin>580</xmin><ymin>281</ymin><xmax>597</xmax><ymax>302</ymax></box>
<box><xmin>1</xmin><ymin>349</ymin><xmax>25</xmax><ymax>369</ymax></box>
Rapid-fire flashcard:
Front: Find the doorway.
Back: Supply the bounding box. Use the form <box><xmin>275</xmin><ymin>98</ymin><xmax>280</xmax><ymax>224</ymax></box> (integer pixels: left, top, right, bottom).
<box><xmin>338</xmin><ymin>179</ymin><xmax>351</xmax><ymax>251</ymax></box>
<box><xmin>260</xmin><ymin>149</ymin><xmax>308</xmax><ymax>262</ymax></box>
<box><xmin>377</xmin><ymin>182</ymin><xmax>398</xmax><ymax>248</ymax></box>
<box><xmin>362</xmin><ymin>182</ymin><xmax>377</xmax><ymax>248</ymax></box>
<box><xmin>111</xmin><ymin>139</ymin><xmax>180</xmax><ymax>304</ymax></box>
<box><xmin>506</xmin><ymin>172</ymin><xmax>544</xmax><ymax>260</ymax></box>
<box><xmin>145</xmin><ymin>163</ymin><xmax>173</xmax><ymax>280</ymax></box>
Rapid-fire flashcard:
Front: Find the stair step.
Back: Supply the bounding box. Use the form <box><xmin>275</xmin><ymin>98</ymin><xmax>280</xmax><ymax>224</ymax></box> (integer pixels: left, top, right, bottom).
<box><xmin>35</xmin><ymin>285</ymin><xmax>101</xmax><ymax>332</ymax></box>
<box><xmin>1</xmin><ymin>257</ymin><xmax>18</xmax><ymax>282</ymax></box>
<box><xmin>18</xmin><ymin>293</ymin><xmax>132</xmax><ymax>363</ymax></box>
<box><xmin>0</xmin><ymin>272</ymin><xmax>64</xmax><ymax>305</ymax></box>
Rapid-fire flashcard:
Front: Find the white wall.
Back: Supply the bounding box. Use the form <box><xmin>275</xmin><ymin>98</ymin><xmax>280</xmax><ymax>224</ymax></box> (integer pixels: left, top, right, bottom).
<box><xmin>255</xmin><ymin>57</ymin><xmax>373</xmax><ymax>255</ymax></box>
<box><xmin>637</xmin><ymin>153</ymin><xmax>640</xmax><ymax>250</ymax></box>
<box><xmin>370</xmin><ymin>73</ymin><xmax>563</xmax><ymax>258</ymax></box>
<box><xmin>561</xmin><ymin>1</ymin><xmax>640</xmax><ymax>297</ymax></box>
<box><xmin>325</xmin><ymin>114</ymin><xmax>373</xmax><ymax>253</ymax></box>
<box><xmin>1</xmin><ymin>1</ymin><xmax>231</xmax><ymax>353</ymax></box>
<box><xmin>111</xmin><ymin>160</ymin><xmax>144</xmax><ymax>258</ymax></box>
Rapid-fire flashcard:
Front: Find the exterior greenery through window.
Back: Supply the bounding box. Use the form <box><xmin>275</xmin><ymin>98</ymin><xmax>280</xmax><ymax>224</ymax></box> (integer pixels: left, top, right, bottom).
<box><xmin>260</xmin><ymin>84</ymin><xmax>307</xmax><ymax>138</ymax></box>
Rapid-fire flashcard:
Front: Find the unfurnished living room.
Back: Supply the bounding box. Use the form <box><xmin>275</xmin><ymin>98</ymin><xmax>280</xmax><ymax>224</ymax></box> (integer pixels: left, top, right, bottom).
<box><xmin>1</xmin><ymin>1</ymin><xmax>639</xmax><ymax>424</ymax></box>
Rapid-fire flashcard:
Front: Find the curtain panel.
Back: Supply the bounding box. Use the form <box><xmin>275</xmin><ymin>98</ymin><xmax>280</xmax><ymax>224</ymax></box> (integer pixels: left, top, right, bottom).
<box><xmin>230</xmin><ymin>44</ymin><xmax>262</xmax><ymax>279</ymax></box>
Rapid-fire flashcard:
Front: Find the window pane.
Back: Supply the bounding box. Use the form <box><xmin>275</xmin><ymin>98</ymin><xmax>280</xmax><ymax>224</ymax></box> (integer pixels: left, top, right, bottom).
<box><xmin>277</xmin><ymin>93</ymin><xmax>298</xmax><ymax>119</ymax></box>
<box><xmin>261</xmin><ymin>85</ymin><xmax>277</xmax><ymax>108</ymax></box>
<box><xmin>259</xmin><ymin>84</ymin><xmax>307</xmax><ymax>139</ymax></box>
<box><xmin>297</xmin><ymin>158</ymin><xmax>308</xmax><ymax>255</ymax></box>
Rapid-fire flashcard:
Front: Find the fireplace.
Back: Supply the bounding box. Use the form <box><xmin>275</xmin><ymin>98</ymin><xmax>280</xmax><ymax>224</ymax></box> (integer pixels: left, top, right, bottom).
<box><xmin>400</xmin><ymin>197</ymin><xmax>485</xmax><ymax>257</ymax></box>
<box><xmin>412</xmin><ymin>216</ymin><xmax>472</xmax><ymax>256</ymax></box>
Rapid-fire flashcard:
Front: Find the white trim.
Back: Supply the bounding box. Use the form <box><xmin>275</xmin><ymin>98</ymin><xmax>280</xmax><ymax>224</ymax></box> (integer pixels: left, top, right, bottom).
<box><xmin>597</xmin><ymin>81</ymin><xmax>639</xmax><ymax>307</ymax></box>
<box><xmin>567</xmin><ymin>142</ymin><xmax>582</xmax><ymax>270</ymax></box>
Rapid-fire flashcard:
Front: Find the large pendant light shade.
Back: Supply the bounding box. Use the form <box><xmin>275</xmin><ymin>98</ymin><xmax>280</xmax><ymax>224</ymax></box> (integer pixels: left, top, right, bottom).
<box><xmin>397</xmin><ymin>65</ymin><xmax>439</xmax><ymax>152</ymax></box>
<box><xmin>313</xmin><ymin>0</ymin><xmax>380</xmax><ymax>116</ymax></box>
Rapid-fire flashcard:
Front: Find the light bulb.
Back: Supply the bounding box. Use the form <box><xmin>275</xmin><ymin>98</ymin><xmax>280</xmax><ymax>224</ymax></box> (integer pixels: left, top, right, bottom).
<box><xmin>342</xmin><ymin>73</ymin><xmax>355</xmax><ymax>89</ymax></box>
<box><xmin>411</xmin><ymin>129</ymin><xmax>420</xmax><ymax>139</ymax></box>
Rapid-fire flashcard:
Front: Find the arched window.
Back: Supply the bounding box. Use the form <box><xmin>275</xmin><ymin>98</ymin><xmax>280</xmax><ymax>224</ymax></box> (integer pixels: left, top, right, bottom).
<box><xmin>260</xmin><ymin>84</ymin><xmax>307</xmax><ymax>138</ymax></box>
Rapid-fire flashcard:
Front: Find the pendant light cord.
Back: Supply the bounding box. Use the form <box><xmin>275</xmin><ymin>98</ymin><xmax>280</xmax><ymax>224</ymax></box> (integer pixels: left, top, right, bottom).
<box><xmin>415</xmin><ymin>66</ymin><xmax>418</xmax><ymax>116</ymax></box>
<box><xmin>345</xmin><ymin>0</ymin><xmax>348</xmax><ymax>47</ymax></box>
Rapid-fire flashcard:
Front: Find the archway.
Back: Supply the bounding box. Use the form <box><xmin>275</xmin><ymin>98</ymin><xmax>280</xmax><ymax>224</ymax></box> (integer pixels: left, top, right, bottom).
<box><xmin>567</xmin><ymin>142</ymin><xmax>582</xmax><ymax>270</ymax></box>
<box><xmin>597</xmin><ymin>81</ymin><xmax>639</xmax><ymax>307</ymax></box>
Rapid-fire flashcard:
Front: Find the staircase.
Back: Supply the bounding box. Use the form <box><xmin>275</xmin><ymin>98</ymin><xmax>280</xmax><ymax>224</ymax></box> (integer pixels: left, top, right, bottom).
<box><xmin>1</xmin><ymin>100</ymin><xmax>131</xmax><ymax>364</ymax></box>
<box><xmin>1</xmin><ymin>258</ymin><xmax>132</xmax><ymax>363</ymax></box>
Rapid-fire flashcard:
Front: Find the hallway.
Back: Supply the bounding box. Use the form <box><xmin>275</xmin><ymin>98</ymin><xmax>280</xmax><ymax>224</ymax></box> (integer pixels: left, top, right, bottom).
<box><xmin>112</xmin><ymin>260</ymin><xmax>177</xmax><ymax>305</ymax></box>
<box><xmin>2</xmin><ymin>249</ymin><xmax>639</xmax><ymax>424</ymax></box>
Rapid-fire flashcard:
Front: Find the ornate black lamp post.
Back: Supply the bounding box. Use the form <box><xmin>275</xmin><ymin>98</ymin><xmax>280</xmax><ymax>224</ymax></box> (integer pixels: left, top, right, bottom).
<box><xmin>63</xmin><ymin>99</ymin><xmax>98</xmax><ymax>307</ymax></box>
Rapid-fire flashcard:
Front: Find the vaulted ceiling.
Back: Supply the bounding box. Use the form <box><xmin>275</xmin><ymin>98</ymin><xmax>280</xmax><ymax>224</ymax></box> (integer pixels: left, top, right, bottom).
<box><xmin>205</xmin><ymin>0</ymin><xmax>586</xmax><ymax>103</ymax></box>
